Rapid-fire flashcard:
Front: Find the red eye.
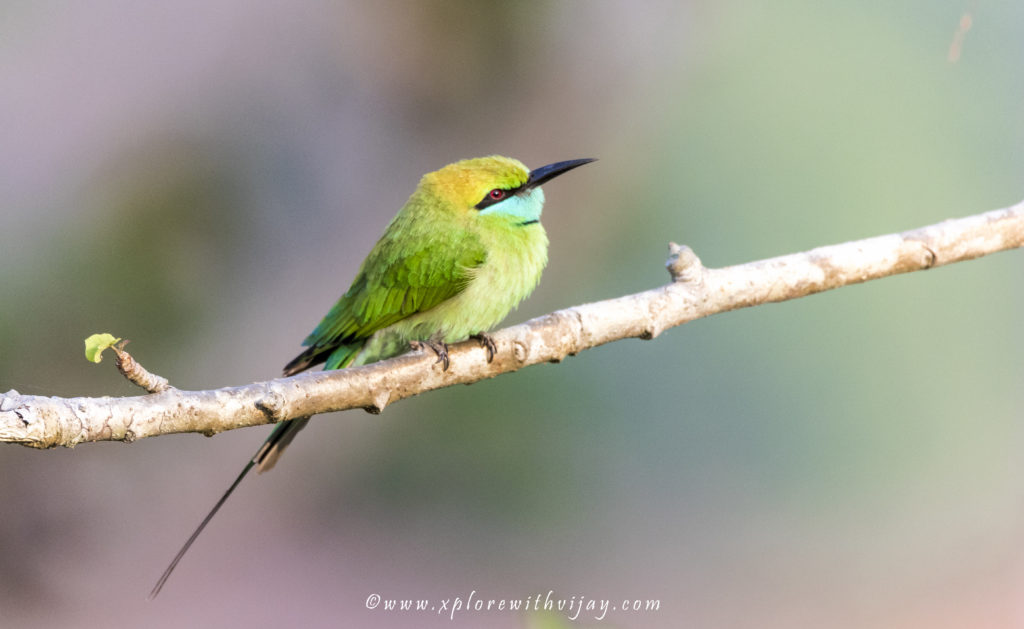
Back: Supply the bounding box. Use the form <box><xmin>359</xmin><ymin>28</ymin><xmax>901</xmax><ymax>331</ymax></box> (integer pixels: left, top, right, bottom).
<box><xmin>488</xmin><ymin>189</ymin><xmax>505</xmax><ymax>200</ymax></box>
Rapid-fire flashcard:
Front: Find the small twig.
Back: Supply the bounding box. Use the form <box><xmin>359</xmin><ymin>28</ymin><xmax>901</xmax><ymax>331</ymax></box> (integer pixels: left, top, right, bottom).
<box><xmin>112</xmin><ymin>340</ymin><xmax>171</xmax><ymax>394</ymax></box>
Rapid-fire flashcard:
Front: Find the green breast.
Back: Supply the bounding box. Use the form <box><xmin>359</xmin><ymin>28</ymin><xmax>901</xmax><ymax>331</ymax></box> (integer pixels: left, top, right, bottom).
<box><xmin>357</xmin><ymin>220</ymin><xmax>548</xmax><ymax>362</ymax></box>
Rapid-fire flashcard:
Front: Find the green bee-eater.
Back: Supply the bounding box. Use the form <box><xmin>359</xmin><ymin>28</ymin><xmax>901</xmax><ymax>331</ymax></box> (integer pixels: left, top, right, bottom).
<box><xmin>150</xmin><ymin>155</ymin><xmax>594</xmax><ymax>596</ymax></box>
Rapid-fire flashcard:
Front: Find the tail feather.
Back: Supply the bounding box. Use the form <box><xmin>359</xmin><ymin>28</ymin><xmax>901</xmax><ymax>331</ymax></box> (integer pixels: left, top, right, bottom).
<box><xmin>269</xmin><ymin>342</ymin><xmax>361</xmax><ymax>469</ymax></box>
<box><xmin>282</xmin><ymin>341</ymin><xmax>362</xmax><ymax>377</ymax></box>
<box><xmin>254</xmin><ymin>416</ymin><xmax>311</xmax><ymax>473</ymax></box>
<box><xmin>150</xmin><ymin>340</ymin><xmax>362</xmax><ymax>596</ymax></box>
<box><xmin>150</xmin><ymin>416</ymin><xmax>310</xmax><ymax>597</ymax></box>
<box><xmin>282</xmin><ymin>346</ymin><xmax>325</xmax><ymax>377</ymax></box>
<box><xmin>149</xmin><ymin>457</ymin><xmax>256</xmax><ymax>599</ymax></box>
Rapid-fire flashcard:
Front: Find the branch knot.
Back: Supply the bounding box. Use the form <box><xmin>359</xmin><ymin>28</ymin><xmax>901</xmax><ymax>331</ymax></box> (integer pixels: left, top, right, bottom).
<box><xmin>255</xmin><ymin>386</ymin><xmax>288</xmax><ymax>422</ymax></box>
<box><xmin>666</xmin><ymin>243</ymin><xmax>704</xmax><ymax>284</ymax></box>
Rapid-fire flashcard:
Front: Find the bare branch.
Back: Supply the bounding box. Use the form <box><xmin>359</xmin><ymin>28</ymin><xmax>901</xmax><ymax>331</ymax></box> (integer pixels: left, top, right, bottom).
<box><xmin>2</xmin><ymin>200</ymin><xmax>1021</xmax><ymax>449</ymax></box>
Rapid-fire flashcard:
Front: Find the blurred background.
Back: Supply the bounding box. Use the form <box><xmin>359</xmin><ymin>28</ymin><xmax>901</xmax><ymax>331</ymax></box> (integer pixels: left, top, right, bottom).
<box><xmin>2</xmin><ymin>1</ymin><xmax>1023</xmax><ymax>627</ymax></box>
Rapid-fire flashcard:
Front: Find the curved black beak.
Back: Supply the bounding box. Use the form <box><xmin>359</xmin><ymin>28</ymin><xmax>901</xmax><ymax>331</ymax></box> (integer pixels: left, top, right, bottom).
<box><xmin>526</xmin><ymin>158</ymin><xmax>596</xmax><ymax>190</ymax></box>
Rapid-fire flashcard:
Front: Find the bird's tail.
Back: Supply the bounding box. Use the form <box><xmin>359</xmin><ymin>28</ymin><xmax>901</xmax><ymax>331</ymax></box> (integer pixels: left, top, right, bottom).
<box><xmin>150</xmin><ymin>342</ymin><xmax>363</xmax><ymax>597</ymax></box>
<box><xmin>149</xmin><ymin>416</ymin><xmax>311</xmax><ymax>598</ymax></box>
<box><xmin>254</xmin><ymin>416</ymin><xmax>311</xmax><ymax>473</ymax></box>
<box><xmin>262</xmin><ymin>342</ymin><xmax>362</xmax><ymax>470</ymax></box>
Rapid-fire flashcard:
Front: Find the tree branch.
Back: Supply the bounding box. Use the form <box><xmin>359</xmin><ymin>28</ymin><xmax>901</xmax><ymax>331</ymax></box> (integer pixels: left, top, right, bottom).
<box><xmin>2</xmin><ymin>200</ymin><xmax>1021</xmax><ymax>449</ymax></box>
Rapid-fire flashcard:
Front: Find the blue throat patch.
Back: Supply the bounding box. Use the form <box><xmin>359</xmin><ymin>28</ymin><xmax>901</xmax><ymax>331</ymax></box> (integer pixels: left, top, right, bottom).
<box><xmin>478</xmin><ymin>188</ymin><xmax>545</xmax><ymax>223</ymax></box>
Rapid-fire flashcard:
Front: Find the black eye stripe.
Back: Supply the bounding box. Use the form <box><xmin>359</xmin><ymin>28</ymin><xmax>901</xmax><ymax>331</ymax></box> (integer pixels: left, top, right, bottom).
<box><xmin>474</xmin><ymin>183</ymin><xmax>526</xmax><ymax>210</ymax></box>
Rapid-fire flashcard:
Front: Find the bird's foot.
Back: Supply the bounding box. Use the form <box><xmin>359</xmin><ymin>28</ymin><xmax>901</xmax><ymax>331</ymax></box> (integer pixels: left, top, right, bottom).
<box><xmin>470</xmin><ymin>332</ymin><xmax>497</xmax><ymax>362</ymax></box>
<box><xmin>410</xmin><ymin>339</ymin><xmax>450</xmax><ymax>371</ymax></box>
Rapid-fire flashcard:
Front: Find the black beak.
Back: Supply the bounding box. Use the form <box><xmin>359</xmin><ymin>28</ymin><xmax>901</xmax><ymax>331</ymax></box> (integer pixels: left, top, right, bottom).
<box><xmin>526</xmin><ymin>158</ymin><xmax>596</xmax><ymax>190</ymax></box>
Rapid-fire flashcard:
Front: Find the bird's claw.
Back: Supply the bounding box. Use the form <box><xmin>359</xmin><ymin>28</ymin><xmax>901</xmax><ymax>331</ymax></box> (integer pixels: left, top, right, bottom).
<box><xmin>470</xmin><ymin>332</ymin><xmax>497</xmax><ymax>362</ymax></box>
<box><xmin>410</xmin><ymin>339</ymin><xmax>450</xmax><ymax>371</ymax></box>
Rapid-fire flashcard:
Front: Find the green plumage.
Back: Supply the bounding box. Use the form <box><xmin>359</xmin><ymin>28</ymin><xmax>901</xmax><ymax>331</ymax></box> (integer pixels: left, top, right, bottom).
<box><xmin>149</xmin><ymin>155</ymin><xmax>594</xmax><ymax>598</ymax></box>
<box><xmin>283</xmin><ymin>198</ymin><xmax>489</xmax><ymax>375</ymax></box>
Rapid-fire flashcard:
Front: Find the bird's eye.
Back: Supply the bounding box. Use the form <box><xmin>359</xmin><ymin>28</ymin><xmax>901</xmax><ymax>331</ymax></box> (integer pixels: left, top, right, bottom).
<box><xmin>474</xmin><ymin>187</ymin><xmax>514</xmax><ymax>210</ymax></box>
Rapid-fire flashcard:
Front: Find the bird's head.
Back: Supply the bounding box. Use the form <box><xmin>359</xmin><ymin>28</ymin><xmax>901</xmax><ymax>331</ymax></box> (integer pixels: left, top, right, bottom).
<box><xmin>420</xmin><ymin>155</ymin><xmax>595</xmax><ymax>225</ymax></box>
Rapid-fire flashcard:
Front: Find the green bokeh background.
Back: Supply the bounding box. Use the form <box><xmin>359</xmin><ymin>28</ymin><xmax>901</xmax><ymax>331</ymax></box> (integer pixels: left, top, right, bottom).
<box><xmin>2</xmin><ymin>2</ymin><xmax>1021</xmax><ymax>627</ymax></box>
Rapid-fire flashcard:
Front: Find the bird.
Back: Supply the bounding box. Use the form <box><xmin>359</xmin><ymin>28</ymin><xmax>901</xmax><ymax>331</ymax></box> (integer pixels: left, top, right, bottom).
<box><xmin>149</xmin><ymin>155</ymin><xmax>595</xmax><ymax>597</ymax></box>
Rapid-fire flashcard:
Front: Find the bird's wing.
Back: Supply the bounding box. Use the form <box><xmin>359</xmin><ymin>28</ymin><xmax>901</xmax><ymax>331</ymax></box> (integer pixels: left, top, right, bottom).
<box><xmin>293</xmin><ymin>229</ymin><xmax>487</xmax><ymax>366</ymax></box>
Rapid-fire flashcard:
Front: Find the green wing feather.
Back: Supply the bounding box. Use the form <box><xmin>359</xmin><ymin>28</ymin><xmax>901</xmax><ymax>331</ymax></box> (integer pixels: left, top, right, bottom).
<box><xmin>283</xmin><ymin>226</ymin><xmax>487</xmax><ymax>375</ymax></box>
